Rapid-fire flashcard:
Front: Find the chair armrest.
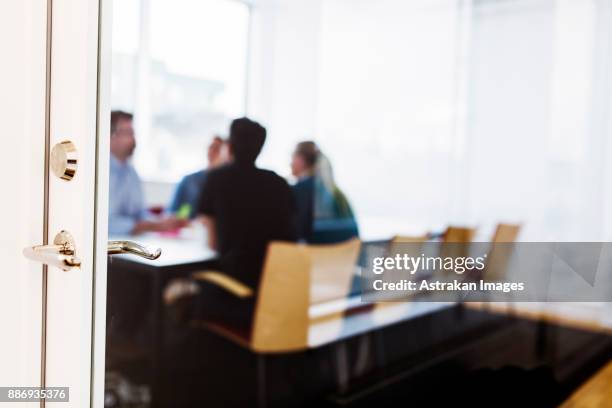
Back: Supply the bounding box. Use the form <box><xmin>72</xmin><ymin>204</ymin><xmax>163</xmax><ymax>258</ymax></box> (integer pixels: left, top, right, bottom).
<box><xmin>192</xmin><ymin>271</ymin><xmax>254</xmax><ymax>299</ymax></box>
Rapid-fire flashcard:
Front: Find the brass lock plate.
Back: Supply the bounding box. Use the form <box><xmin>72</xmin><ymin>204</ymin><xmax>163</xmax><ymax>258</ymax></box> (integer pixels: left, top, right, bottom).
<box><xmin>50</xmin><ymin>140</ymin><xmax>78</xmax><ymax>181</ymax></box>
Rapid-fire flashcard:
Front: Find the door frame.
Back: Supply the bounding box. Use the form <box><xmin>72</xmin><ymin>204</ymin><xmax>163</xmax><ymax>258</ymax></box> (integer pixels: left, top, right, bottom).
<box><xmin>91</xmin><ymin>0</ymin><xmax>111</xmax><ymax>406</ymax></box>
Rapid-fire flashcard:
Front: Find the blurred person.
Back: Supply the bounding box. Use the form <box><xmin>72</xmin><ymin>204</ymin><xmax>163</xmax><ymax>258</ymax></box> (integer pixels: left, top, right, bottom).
<box><xmin>109</xmin><ymin>110</ymin><xmax>188</xmax><ymax>235</ymax></box>
<box><xmin>168</xmin><ymin>135</ymin><xmax>227</xmax><ymax>219</ymax></box>
<box><xmin>291</xmin><ymin>141</ymin><xmax>359</xmax><ymax>243</ymax></box>
<box><xmin>166</xmin><ymin>118</ymin><xmax>298</xmax><ymax>331</ymax></box>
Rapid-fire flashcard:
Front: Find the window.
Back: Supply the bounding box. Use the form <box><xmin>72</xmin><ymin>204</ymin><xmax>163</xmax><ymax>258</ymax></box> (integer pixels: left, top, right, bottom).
<box><xmin>112</xmin><ymin>0</ymin><xmax>250</xmax><ymax>182</ymax></box>
<box><xmin>315</xmin><ymin>0</ymin><xmax>462</xmax><ymax>238</ymax></box>
<box><xmin>260</xmin><ymin>0</ymin><xmax>612</xmax><ymax>240</ymax></box>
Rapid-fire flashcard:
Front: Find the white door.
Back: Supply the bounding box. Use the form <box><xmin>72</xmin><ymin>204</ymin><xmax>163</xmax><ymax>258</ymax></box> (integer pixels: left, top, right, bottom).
<box><xmin>0</xmin><ymin>0</ymin><xmax>108</xmax><ymax>407</ymax></box>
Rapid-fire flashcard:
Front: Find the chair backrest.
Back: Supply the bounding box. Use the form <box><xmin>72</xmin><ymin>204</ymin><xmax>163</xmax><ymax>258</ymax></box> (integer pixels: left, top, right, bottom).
<box><xmin>384</xmin><ymin>235</ymin><xmax>428</xmax><ymax>300</ymax></box>
<box><xmin>388</xmin><ymin>236</ymin><xmax>428</xmax><ymax>270</ymax></box>
<box><xmin>443</xmin><ymin>226</ymin><xmax>477</xmax><ymax>242</ymax></box>
<box><xmin>491</xmin><ymin>223</ymin><xmax>521</xmax><ymax>243</ymax></box>
<box><xmin>389</xmin><ymin>235</ymin><xmax>428</xmax><ymax>271</ymax></box>
<box><xmin>436</xmin><ymin>227</ymin><xmax>477</xmax><ymax>280</ymax></box>
<box><xmin>392</xmin><ymin>235</ymin><xmax>429</xmax><ymax>243</ymax></box>
<box><xmin>484</xmin><ymin>223</ymin><xmax>522</xmax><ymax>281</ymax></box>
<box><xmin>251</xmin><ymin>242</ymin><xmax>311</xmax><ymax>353</ymax></box>
<box><xmin>307</xmin><ymin>238</ymin><xmax>361</xmax><ymax>304</ymax></box>
<box><xmin>250</xmin><ymin>238</ymin><xmax>361</xmax><ymax>353</ymax></box>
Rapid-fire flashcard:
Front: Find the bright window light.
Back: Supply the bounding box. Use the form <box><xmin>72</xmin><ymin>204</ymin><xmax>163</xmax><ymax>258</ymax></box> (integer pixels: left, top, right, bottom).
<box><xmin>112</xmin><ymin>0</ymin><xmax>250</xmax><ymax>182</ymax></box>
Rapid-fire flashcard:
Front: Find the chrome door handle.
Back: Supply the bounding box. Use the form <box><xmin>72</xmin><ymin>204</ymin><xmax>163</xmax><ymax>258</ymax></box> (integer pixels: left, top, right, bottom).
<box><xmin>23</xmin><ymin>231</ymin><xmax>81</xmax><ymax>271</ymax></box>
<box><xmin>107</xmin><ymin>240</ymin><xmax>161</xmax><ymax>260</ymax></box>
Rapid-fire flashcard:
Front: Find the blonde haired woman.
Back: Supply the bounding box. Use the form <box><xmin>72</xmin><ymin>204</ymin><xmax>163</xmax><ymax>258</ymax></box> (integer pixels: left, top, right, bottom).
<box><xmin>291</xmin><ymin>141</ymin><xmax>359</xmax><ymax>243</ymax></box>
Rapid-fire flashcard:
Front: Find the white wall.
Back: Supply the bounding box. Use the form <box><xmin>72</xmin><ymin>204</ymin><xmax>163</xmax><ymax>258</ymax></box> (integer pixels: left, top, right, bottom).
<box><xmin>143</xmin><ymin>180</ymin><xmax>175</xmax><ymax>206</ymax></box>
<box><xmin>248</xmin><ymin>0</ymin><xmax>323</xmax><ymax>179</ymax></box>
<box><xmin>316</xmin><ymin>0</ymin><xmax>462</xmax><ymax>238</ymax></box>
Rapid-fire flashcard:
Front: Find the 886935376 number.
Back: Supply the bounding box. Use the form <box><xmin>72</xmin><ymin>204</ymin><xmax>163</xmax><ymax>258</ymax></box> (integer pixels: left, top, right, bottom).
<box><xmin>1</xmin><ymin>387</ymin><xmax>69</xmax><ymax>402</ymax></box>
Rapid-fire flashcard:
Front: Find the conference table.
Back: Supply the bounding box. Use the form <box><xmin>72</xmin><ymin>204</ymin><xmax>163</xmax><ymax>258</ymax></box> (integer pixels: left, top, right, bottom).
<box><xmin>106</xmin><ymin>234</ymin><xmax>460</xmax><ymax>406</ymax></box>
<box><xmin>107</xmin><ymin>234</ymin><xmax>612</xmax><ymax>407</ymax></box>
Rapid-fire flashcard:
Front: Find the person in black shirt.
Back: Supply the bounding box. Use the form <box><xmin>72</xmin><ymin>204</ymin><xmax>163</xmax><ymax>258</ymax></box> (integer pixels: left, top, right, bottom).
<box><xmin>191</xmin><ymin>117</ymin><xmax>298</xmax><ymax>331</ymax></box>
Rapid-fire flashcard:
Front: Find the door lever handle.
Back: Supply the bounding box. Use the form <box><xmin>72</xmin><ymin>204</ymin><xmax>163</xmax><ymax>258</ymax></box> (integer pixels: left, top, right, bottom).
<box><xmin>107</xmin><ymin>240</ymin><xmax>161</xmax><ymax>260</ymax></box>
<box><xmin>23</xmin><ymin>231</ymin><xmax>81</xmax><ymax>271</ymax></box>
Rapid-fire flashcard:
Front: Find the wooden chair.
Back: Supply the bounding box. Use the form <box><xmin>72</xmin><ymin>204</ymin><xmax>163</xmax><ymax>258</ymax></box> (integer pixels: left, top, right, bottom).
<box><xmin>388</xmin><ymin>235</ymin><xmax>428</xmax><ymax>257</ymax></box>
<box><xmin>307</xmin><ymin>239</ymin><xmax>362</xmax><ymax>305</ymax></box>
<box><xmin>383</xmin><ymin>235</ymin><xmax>429</xmax><ymax>300</ymax></box>
<box><xmin>483</xmin><ymin>223</ymin><xmax>521</xmax><ymax>281</ymax></box>
<box><xmin>438</xmin><ymin>226</ymin><xmax>477</xmax><ymax>266</ymax></box>
<box><xmin>442</xmin><ymin>226</ymin><xmax>477</xmax><ymax>242</ymax></box>
<box><xmin>391</xmin><ymin>235</ymin><xmax>429</xmax><ymax>243</ymax></box>
<box><xmin>191</xmin><ymin>238</ymin><xmax>362</xmax><ymax>353</ymax></box>
<box><xmin>385</xmin><ymin>235</ymin><xmax>429</xmax><ymax>261</ymax></box>
<box><xmin>190</xmin><ymin>238</ymin><xmax>362</xmax><ymax>407</ymax></box>
<box><xmin>491</xmin><ymin>223</ymin><xmax>521</xmax><ymax>243</ymax></box>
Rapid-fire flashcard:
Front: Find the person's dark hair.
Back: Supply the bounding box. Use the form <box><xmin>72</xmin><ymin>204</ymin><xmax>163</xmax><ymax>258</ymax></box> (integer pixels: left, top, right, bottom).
<box><xmin>295</xmin><ymin>141</ymin><xmax>320</xmax><ymax>168</ymax></box>
<box><xmin>229</xmin><ymin>118</ymin><xmax>266</xmax><ymax>163</ymax></box>
<box><xmin>110</xmin><ymin>110</ymin><xmax>134</xmax><ymax>134</ymax></box>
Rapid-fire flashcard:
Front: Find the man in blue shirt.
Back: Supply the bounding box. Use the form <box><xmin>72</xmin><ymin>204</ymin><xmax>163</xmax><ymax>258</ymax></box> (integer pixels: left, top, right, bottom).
<box><xmin>168</xmin><ymin>136</ymin><xmax>225</xmax><ymax>219</ymax></box>
<box><xmin>109</xmin><ymin>110</ymin><xmax>187</xmax><ymax>235</ymax></box>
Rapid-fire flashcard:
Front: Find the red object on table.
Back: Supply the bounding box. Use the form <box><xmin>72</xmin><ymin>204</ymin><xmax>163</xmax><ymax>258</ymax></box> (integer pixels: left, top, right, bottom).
<box><xmin>148</xmin><ymin>205</ymin><xmax>165</xmax><ymax>216</ymax></box>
